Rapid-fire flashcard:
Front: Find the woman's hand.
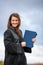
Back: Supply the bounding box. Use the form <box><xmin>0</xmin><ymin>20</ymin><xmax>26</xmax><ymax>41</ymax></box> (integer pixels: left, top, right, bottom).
<box><xmin>32</xmin><ymin>38</ymin><xmax>36</xmax><ymax>43</ymax></box>
<box><xmin>21</xmin><ymin>42</ymin><xmax>26</xmax><ymax>47</ymax></box>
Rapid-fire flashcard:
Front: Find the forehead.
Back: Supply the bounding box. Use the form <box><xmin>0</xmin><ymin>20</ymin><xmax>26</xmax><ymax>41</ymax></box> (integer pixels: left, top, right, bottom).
<box><xmin>11</xmin><ymin>16</ymin><xmax>18</xmax><ymax>20</ymax></box>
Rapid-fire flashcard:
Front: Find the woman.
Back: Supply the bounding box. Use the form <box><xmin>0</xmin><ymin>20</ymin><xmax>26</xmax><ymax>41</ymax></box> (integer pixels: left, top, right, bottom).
<box><xmin>4</xmin><ymin>13</ymin><xmax>36</xmax><ymax>65</ymax></box>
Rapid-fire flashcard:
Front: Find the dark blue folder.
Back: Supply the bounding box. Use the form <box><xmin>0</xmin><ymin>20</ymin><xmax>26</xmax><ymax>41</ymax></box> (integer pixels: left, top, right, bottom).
<box><xmin>24</xmin><ymin>30</ymin><xmax>37</xmax><ymax>48</ymax></box>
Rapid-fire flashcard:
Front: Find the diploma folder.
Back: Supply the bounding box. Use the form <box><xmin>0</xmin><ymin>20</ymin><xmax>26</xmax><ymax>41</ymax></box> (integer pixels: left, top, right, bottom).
<box><xmin>24</xmin><ymin>30</ymin><xmax>37</xmax><ymax>48</ymax></box>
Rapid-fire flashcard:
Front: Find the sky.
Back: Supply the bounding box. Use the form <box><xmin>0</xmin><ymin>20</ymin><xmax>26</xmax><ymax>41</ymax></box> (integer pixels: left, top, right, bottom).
<box><xmin>0</xmin><ymin>0</ymin><xmax>43</xmax><ymax>64</ymax></box>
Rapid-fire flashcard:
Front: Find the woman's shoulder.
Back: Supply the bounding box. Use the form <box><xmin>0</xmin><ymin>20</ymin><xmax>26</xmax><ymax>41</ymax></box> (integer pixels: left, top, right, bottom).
<box><xmin>4</xmin><ymin>28</ymin><xmax>11</xmax><ymax>35</ymax></box>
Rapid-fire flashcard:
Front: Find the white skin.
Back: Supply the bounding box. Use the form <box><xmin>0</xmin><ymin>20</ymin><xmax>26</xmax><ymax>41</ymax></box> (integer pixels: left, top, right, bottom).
<box><xmin>11</xmin><ymin>16</ymin><xmax>36</xmax><ymax>47</ymax></box>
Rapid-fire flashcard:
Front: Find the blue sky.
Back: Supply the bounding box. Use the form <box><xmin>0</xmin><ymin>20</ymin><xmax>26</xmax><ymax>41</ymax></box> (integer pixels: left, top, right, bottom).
<box><xmin>0</xmin><ymin>0</ymin><xmax>43</xmax><ymax>64</ymax></box>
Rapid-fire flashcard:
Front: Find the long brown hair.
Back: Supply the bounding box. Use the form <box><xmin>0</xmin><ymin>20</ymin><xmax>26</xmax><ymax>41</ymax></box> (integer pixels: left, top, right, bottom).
<box><xmin>7</xmin><ymin>13</ymin><xmax>21</xmax><ymax>36</ymax></box>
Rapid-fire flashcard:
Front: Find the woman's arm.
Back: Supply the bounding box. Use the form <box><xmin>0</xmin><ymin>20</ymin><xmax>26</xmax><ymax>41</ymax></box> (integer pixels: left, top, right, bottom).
<box><xmin>4</xmin><ymin>30</ymin><xmax>20</xmax><ymax>54</ymax></box>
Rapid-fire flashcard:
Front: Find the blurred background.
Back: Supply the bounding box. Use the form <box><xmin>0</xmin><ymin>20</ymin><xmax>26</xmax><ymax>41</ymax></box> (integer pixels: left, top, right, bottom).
<box><xmin>0</xmin><ymin>0</ymin><xmax>43</xmax><ymax>64</ymax></box>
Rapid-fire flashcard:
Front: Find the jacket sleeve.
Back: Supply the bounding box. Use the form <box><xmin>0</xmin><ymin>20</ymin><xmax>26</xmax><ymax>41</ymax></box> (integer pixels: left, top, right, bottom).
<box><xmin>4</xmin><ymin>30</ymin><xmax>18</xmax><ymax>54</ymax></box>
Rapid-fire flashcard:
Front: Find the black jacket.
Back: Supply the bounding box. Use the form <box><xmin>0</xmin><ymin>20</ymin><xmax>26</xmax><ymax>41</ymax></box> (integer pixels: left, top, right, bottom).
<box><xmin>4</xmin><ymin>27</ymin><xmax>27</xmax><ymax>65</ymax></box>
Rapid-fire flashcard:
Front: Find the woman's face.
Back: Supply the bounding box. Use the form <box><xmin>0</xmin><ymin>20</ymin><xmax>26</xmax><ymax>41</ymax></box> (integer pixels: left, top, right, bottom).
<box><xmin>11</xmin><ymin>16</ymin><xmax>19</xmax><ymax>28</ymax></box>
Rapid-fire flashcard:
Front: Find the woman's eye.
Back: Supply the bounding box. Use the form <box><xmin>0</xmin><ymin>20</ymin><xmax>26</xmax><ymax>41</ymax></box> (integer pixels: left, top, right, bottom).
<box><xmin>12</xmin><ymin>20</ymin><xmax>18</xmax><ymax>21</ymax></box>
<box><xmin>12</xmin><ymin>20</ymin><xmax>15</xmax><ymax>21</ymax></box>
<box><xmin>15</xmin><ymin>20</ymin><xmax>18</xmax><ymax>21</ymax></box>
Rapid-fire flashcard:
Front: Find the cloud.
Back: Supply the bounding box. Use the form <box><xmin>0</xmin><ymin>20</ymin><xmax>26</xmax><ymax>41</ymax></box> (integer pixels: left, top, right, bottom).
<box><xmin>25</xmin><ymin>45</ymin><xmax>43</xmax><ymax>64</ymax></box>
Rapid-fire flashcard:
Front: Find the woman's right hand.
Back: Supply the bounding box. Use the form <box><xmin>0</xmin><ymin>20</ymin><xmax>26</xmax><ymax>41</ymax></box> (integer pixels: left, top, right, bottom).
<box><xmin>21</xmin><ymin>42</ymin><xmax>26</xmax><ymax>47</ymax></box>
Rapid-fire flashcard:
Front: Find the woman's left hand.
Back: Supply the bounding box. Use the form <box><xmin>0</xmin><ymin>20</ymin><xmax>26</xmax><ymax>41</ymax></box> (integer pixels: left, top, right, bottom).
<box><xmin>32</xmin><ymin>38</ymin><xmax>36</xmax><ymax>43</ymax></box>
